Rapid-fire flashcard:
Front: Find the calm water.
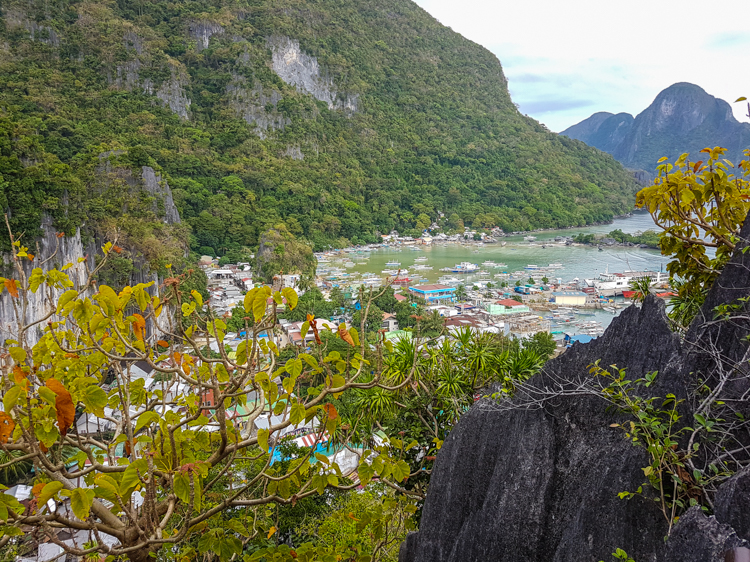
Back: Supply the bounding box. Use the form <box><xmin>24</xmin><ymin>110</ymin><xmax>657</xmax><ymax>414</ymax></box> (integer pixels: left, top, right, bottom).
<box><xmin>328</xmin><ymin>213</ymin><xmax>668</xmax><ymax>333</ymax></box>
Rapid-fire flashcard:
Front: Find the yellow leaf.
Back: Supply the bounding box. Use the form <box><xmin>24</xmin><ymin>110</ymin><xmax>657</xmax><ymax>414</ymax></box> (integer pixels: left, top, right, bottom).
<box><xmin>267</xmin><ymin>526</ymin><xmax>276</xmax><ymax>539</ymax></box>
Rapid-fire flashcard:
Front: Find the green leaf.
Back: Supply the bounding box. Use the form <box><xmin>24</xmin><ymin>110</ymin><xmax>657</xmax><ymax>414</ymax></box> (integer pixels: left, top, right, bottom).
<box><xmin>67</xmin><ymin>488</ymin><xmax>95</xmax><ymax>520</ymax></box>
<box><xmin>120</xmin><ymin>459</ymin><xmax>147</xmax><ymax>497</ymax></box>
<box><xmin>3</xmin><ymin>385</ymin><xmax>22</xmax><ymax>412</ymax></box>
<box><xmin>290</xmin><ymin>401</ymin><xmax>306</xmax><ymax>426</ymax></box>
<box><xmin>8</xmin><ymin>347</ymin><xmax>26</xmax><ymax>364</ymax></box>
<box><xmin>135</xmin><ymin>411</ymin><xmax>161</xmax><ymax>433</ymax></box>
<box><xmin>37</xmin><ymin>481</ymin><xmax>63</xmax><ymax>509</ymax></box>
<box><xmin>174</xmin><ymin>473</ymin><xmax>190</xmax><ymax>504</ymax></box>
<box><xmin>57</xmin><ymin>289</ymin><xmax>79</xmax><ymax>314</ymax></box>
<box><xmin>29</xmin><ymin>268</ymin><xmax>45</xmax><ymax>293</ymax></box>
<box><xmin>257</xmin><ymin>428</ymin><xmax>269</xmax><ymax>452</ymax></box>
<box><xmin>82</xmin><ymin>385</ymin><xmax>108</xmax><ymax>417</ymax></box>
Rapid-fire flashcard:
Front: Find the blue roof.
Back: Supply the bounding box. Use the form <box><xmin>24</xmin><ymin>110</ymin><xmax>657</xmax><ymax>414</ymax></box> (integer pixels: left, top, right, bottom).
<box><xmin>567</xmin><ymin>334</ymin><xmax>594</xmax><ymax>344</ymax></box>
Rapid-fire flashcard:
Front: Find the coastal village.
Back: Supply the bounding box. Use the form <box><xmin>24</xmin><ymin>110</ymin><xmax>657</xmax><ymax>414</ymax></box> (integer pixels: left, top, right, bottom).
<box><xmin>200</xmin><ymin>228</ymin><xmax>672</xmax><ymax>353</ymax></box>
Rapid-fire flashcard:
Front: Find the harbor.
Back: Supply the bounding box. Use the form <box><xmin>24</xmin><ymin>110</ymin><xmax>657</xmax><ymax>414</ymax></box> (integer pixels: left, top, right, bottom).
<box><xmin>313</xmin><ymin>213</ymin><xmax>669</xmax><ymax>342</ymax></box>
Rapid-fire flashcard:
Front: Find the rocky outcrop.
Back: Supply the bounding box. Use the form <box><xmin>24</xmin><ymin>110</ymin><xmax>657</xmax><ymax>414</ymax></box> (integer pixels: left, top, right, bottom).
<box><xmin>400</xmin><ymin>214</ymin><xmax>750</xmax><ymax>561</ymax></box>
<box><xmin>156</xmin><ymin>64</ymin><xmax>191</xmax><ymax>120</ymax></box>
<box><xmin>0</xmin><ymin>215</ymin><xmax>93</xmax><ymax>348</ymax></box>
<box><xmin>3</xmin><ymin>9</ymin><xmax>60</xmax><ymax>47</ymax></box>
<box><xmin>664</xmin><ymin>508</ymin><xmax>748</xmax><ymax>562</ymax></box>
<box><xmin>282</xmin><ymin>145</ymin><xmax>304</xmax><ymax>160</ymax></box>
<box><xmin>141</xmin><ymin>167</ymin><xmax>181</xmax><ymax>224</ymax></box>
<box><xmin>561</xmin><ymin>83</ymin><xmax>750</xmax><ymax>171</ymax></box>
<box><xmin>715</xmin><ymin>466</ymin><xmax>750</xmax><ymax>543</ymax></box>
<box><xmin>268</xmin><ymin>36</ymin><xmax>358</xmax><ymax>114</ymax></box>
<box><xmin>188</xmin><ymin>20</ymin><xmax>224</xmax><ymax>52</ymax></box>
<box><xmin>227</xmin><ymin>75</ymin><xmax>290</xmax><ymax>138</ymax></box>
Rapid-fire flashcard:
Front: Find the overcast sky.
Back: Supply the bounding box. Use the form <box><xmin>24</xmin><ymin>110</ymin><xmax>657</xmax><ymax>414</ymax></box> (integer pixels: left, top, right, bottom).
<box><xmin>412</xmin><ymin>0</ymin><xmax>750</xmax><ymax>132</ymax></box>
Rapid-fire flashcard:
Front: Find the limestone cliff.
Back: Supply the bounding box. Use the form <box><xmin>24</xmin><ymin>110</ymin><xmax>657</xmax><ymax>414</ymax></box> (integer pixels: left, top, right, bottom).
<box><xmin>267</xmin><ymin>36</ymin><xmax>358</xmax><ymax>114</ymax></box>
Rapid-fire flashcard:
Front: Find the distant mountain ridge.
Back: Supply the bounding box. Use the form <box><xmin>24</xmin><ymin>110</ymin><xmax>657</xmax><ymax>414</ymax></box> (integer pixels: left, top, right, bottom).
<box><xmin>561</xmin><ymin>83</ymin><xmax>750</xmax><ymax>175</ymax></box>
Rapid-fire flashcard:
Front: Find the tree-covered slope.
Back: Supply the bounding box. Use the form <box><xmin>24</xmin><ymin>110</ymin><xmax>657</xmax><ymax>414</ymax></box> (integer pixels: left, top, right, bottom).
<box><xmin>561</xmin><ymin>83</ymin><xmax>750</xmax><ymax>174</ymax></box>
<box><xmin>0</xmin><ymin>0</ymin><xmax>638</xmax><ymax>258</ymax></box>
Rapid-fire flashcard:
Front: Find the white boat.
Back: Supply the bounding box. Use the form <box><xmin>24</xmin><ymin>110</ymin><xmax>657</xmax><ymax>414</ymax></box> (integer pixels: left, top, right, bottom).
<box><xmin>586</xmin><ymin>270</ymin><xmax>667</xmax><ymax>297</ymax></box>
<box><xmin>448</xmin><ymin>262</ymin><xmax>479</xmax><ymax>274</ymax></box>
<box><xmin>525</xmin><ymin>265</ymin><xmax>540</xmax><ymax>270</ymax></box>
<box><xmin>385</xmin><ymin>261</ymin><xmax>401</xmax><ymax>267</ymax></box>
<box><xmin>548</xmin><ymin>263</ymin><xmax>563</xmax><ymax>268</ymax></box>
<box><xmin>524</xmin><ymin>235</ymin><xmax>537</xmax><ymax>241</ymax></box>
<box><xmin>414</xmin><ymin>256</ymin><xmax>428</xmax><ymax>262</ymax></box>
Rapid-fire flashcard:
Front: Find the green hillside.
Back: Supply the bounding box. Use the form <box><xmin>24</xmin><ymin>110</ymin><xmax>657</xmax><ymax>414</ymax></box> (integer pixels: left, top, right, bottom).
<box><xmin>0</xmin><ymin>0</ymin><xmax>638</xmax><ymax>260</ymax></box>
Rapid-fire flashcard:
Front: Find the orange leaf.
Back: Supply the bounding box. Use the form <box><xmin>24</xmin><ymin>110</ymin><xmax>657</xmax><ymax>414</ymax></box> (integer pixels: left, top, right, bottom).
<box><xmin>693</xmin><ymin>160</ymin><xmax>703</xmax><ymax>173</ymax></box>
<box><xmin>4</xmin><ymin>279</ymin><xmax>18</xmax><ymax>298</ymax></box>
<box><xmin>12</xmin><ymin>365</ymin><xmax>26</xmax><ymax>384</ymax></box>
<box><xmin>267</xmin><ymin>526</ymin><xmax>277</xmax><ymax>539</ymax></box>
<box><xmin>133</xmin><ymin>313</ymin><xmax>146</xmax><ymax>342</ymax></box>
<box><xmin>0</xmin><ymin>412</ymin><xmax>15</xmax><ymax>443</ymax></box>
<box><xmin>46</xmin><ymin>379</ymin><xmax>75</xmax><ymax>437</ymax></box>
<box><xmin>306</xmin><ymin>313</ymin><xmax>315</xmax><ymax>323</ymax></box>
<box><xmin>32</xmin><ymin>482</ymin><xmax>45</xmax><ymax>500</ymax></box>
<box><xmin>172</xmin><ymin>351</ymin><xmax>182</xmax><ymax>365</ymax></box>
<box><xmin>39</xmin><ymin>441</ymin><xmax>48</xmax><ymax>453</ymax></box>
<box><xmin>112</xmin><ymin>245</ymin><xmax>123</xmax><ymax>254</ymax></box>
<box><xmin>124</xmin><ymin>439</ymin><xmax>133</xmax><ymax>457</ymax></box>
<box><xmin>157</xmin><ymin>339</ymin><xmax>169</xmax><ymax>348</ymax></box>
<box><xmin>323</xmin><ymin>403</ymin><xmax>339</xmax><ymax>420</ymax></box>
<box><xmin>337</xmin><ymin>324</ymin><xmax>354</xmax><ymax>346</ymax></box>
<box><xmin>56</xmin><ymin>232</ymin><xmax>65</xmax><ymax>238</ymax></box>
<box><xmin>27</xmin><ymin>253</ymin><xmax>34</xmax><ymax>261</ymax></box>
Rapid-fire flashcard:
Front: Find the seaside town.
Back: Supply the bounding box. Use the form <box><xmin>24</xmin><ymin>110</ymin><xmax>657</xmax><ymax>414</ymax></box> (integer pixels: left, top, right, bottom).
<box><xmin>200</xmin><ymin>226</ymin><xmax>672</xmax><ymax>353</ymax></box>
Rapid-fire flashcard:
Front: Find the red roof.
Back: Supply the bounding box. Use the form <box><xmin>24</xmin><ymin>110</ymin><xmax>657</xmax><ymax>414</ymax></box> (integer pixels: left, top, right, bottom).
<box><xmin>496</xmin><ymin>299</ymin><xmax>524</xmax><ymax>307</ymax></box>
<box><xmin>394</xmin><ymin>294</ymin><xmax>407</xmax><ymax>301</ymax></box>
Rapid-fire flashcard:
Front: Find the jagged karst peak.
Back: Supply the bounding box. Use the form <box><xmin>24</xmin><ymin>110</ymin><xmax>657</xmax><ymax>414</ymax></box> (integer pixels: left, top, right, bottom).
<box><xmin>561</xmin><ymin>82</ymin><xmax>750</xmax><ymax>175</ymax></box>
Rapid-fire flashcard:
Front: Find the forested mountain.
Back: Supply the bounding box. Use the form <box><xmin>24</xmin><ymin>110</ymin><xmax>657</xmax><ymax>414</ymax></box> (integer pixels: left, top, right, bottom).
<box><xmin>561</xmin><ymin>83</ymin><xmax>750</xmax><ymax>175</ymax></box>
<box><xmin>0</xmin><ymin>0</ymin><xmax>638</xmax><ymax>262</ymax></box>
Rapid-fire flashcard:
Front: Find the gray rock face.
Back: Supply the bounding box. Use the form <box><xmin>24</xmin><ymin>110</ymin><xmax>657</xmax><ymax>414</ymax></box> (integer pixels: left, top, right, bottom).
<box><xmin>227</xmin><ymin>75</ymin><xmax>290</xmax><ymax>138</ymax></box>
<box><xmin>4</xmin><ymin>9</ymin><xmax>60</xmax><ymax>47</ymax></box>
<box><xmin>268</xmin><ymin>36</ymin><xmax>358</xmax><ymax>114</ymax></box>
<box><xmin>664</xmin><ymin>508</ymin><xmax>748</xmax><ymax>562</ymax></box>
<box><xmin>282</xmin><ymin>145</ymin><xmax>304</xmax><ymax>160</ymax></box>
<box><xmin>156</xmin><ymin>66</ymin><xmax>191</xmax><ymax>120</ymax></box>
<box><xmin>141</xmin><ymin>167</ymin><xmax>181</xmax><ymax>224</ymax></box>
<box><xmin>0</xmin><ymin>215</ymin><xmax>92</xmax><ymax>348</ymax></box>
<box><xmin>715</xmin><ymin>466</ymin><xmax>750</xmax><ymax>543</ymax></box>
<box><xmin>400</xmin><ymin>214</ymin><xmax>750</xmax><ymax>561</ymax></box>
<box><xmin>188</xmin><ymin>21</ymin><xmax>224</xmax><ymax>52</ymax></box>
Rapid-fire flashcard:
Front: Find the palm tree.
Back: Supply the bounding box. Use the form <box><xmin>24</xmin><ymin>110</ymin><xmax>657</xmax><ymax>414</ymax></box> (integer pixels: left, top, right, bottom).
<box><xmin>629</xmin><ymin>276</ymin><xmax>652</xmax><ymax>304</ymax></box>
<box><xmin>542</xmin><ymin>276</ymin><xmax>549</xmax><ymax>285</ymax></box>
<box><xmin>455</xmin><ymin>284</ymin><xmax>468</xmax><ymax>301</ymax></box>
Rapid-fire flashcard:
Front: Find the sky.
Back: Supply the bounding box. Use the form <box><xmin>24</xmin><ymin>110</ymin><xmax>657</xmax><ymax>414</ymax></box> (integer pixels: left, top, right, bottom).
<box><xmin>412</xmin><ymin>0</ymin><xmax>750</xmax><ymax>132</ymax></box>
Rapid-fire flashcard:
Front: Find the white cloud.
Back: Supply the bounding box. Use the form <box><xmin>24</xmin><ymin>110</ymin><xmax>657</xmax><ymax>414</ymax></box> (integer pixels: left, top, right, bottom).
<box><xmin>413</xmin><ymin>0</ymin><xmax>750</xmax><ymax>132</ymax></box>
